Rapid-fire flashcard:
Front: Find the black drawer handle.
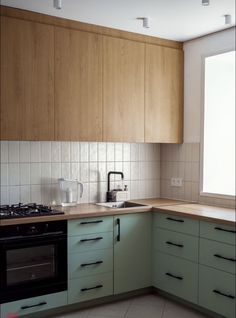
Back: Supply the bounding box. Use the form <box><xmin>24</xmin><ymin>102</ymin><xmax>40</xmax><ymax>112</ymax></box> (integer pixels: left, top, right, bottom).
<box><xmin>214</xmin><ymin>227</ymin><xmax>236</xmax><ymax>234</ymax></box>
<box><xmin>80</xmin><ymin>237</ymin><xmax>103</xmax><ymax>242</ymax></box>
<box><xmin>166</xmin><ymin>217</ymin><xmax>184</xmax><ymax>223</ymax></box>
<box><xmin>117</xmin><ymin>218</ymin><xmax>121</xmax><ymax>242</ymax></box>
<box><xmin>21</xmin><ymin>301</ymin><xmax>47</xmax><ymax>310</ymax></box>
<box><xmin>213</xmin><ymin>289</ymin><xmax>235</xmax><ymax>299</ymax></box>
<box><xmin>165</xmin><ymin>272</ymin><xmax>183</xmax><ymax>280</ymax></box>
<box><xmin>80</xmin><ymin>220</ymin><xmax>103</xmax><ymax>225</ymax></box>
<box><xmin>214</xmin><ymin>254</ymin><xmax>236</xmax><ymax>262</ymax></box>
<box><xmin>81</xmin><ymin>284</ymin><xmax>103</xmax><ymax>292</ymax></box>
<box><xmin>166</xmin><ymin>241</ymin><xmax>184</xmax><ymax>248</ymax></box>
<box><xmin>81</xmin><ymin>260</ymin><xmax>103</xmax><ymax>267</ymax></box>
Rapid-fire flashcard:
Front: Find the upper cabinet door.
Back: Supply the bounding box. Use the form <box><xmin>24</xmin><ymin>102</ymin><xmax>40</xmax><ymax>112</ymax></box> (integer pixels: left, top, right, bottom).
<box><xmin>103</xmin><ymin>36</ymin><xmax>145</xmax><ymax>142</ymax></box>
<box><xmin>55</xmin><ymin>27</ymin><xmax>103</xmax><ymax>141</ymax></box>
<box><xmin>1</xmin><ymin>17</ymin><xmax>54</xmax><ymax>140</ymax></box>
<box><xmin>145</xmin><ymin>44</ymin><xmax>183</xmax><ymax>143</ymax></box>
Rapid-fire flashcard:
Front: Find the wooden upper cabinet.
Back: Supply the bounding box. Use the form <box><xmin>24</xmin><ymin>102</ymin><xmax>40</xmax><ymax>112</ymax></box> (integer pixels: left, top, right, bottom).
<box><xmin>145</xmin><ymin>44</ymin><xmax>183</xmax><ymax>143</ymax></box>
<box><xmin>103</xmin><ymin>36</ymin><xmax>145</xmax><ymax>142</ymax></box>
<box><xmin>1</xmin><ymin>17</ymin><xmax>54</xmax><ymax>140</ymax></box>
<box><xmin>54</xmin><ymin>27</ymin><xmax>103</xmax><ymax>141</ymax></box>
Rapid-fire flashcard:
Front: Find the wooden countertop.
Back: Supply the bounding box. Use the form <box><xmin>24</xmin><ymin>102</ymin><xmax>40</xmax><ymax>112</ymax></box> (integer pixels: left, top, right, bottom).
<box><xmin>154</xmin><ymin>203</ymin><xmax>236</xmax><ymax>226</ymax></box>
<box><xmin>0</xmin><ymin>199</ymin><xmax>235</xmax><ymax>226</ymax></box>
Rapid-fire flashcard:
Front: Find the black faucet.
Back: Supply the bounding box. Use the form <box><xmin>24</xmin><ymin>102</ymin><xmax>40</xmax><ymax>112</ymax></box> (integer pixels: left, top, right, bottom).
<box><xmin>107</xmin><ymin>171</ymin><xmax>124</xmax><ymax>202</ymax></box>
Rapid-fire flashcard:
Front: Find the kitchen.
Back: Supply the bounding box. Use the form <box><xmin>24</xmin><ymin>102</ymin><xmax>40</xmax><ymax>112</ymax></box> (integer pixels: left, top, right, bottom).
<box><xmin>0</xmin><ymin>1</ymin><xmax>235</xmax><ymax>318</ymax></box>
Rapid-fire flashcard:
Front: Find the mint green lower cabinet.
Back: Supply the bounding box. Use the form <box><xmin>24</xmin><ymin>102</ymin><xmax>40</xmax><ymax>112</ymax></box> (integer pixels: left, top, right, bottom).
<box><xmin>69</xmin><ymin>248</ymin><xmax>113</xmax><ymax>279</ymax></box>
<box><xmin>68</xmin><ymin>231</ymin><xmax>113</xmax><ymax>253</ymax></box>
<box><xmin>153</xmin><ymin>228</ymin><xmax>199</xmax><ymax>262</ymax></box>
<box><xmin>114</xmin><ymin>213</ymin><xmax>152</xmax><ymax>294</ymax></box>
<box><xmin>153</xmin><ymin>252</ymin><xmax>198</xmax><ymax>304</ymax></box>
<box><xmin>200</xmin><ymin>221</ymin><xmax>236</xmax><ymax>245</ymax></box>
<box><xmin>199</xmin><ymin>265</ymin><xmax>236</xmax><ymax>318</ymax></box>
<box><xmin>1</xmin><ymin>291</ymin><xmax>67</xmax><ymax>318</ymax></box>
<box><xmin>200</xmin><ymin>238</ymin><xmax>236</xmax><ymax>274</ymax></box>
<box><xmin>68</xmin><ymin>273</ymin><xmax>113</xmax><ymax>304</ymax></box>
<box><xmin>154</xmin><ymin>212</ymin><xmax>199</xmax><ymax>236</ymax></box>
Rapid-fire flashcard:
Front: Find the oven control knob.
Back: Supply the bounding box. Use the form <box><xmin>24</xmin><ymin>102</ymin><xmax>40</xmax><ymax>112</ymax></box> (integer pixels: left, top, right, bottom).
<box><xmin>29</xmin><ymin>226</ymin><xmax>38</xmax><ymax>234</ymax></box>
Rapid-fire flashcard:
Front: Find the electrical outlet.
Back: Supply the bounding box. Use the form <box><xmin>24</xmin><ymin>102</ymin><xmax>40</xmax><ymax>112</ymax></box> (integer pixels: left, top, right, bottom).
<box><xmin>171</xmin><ymin>178</ymin><xmax>183</xmax><ymax>187</ymax></box>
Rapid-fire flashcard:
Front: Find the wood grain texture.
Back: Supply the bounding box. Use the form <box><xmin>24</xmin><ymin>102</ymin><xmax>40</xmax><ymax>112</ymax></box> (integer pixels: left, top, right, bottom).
<box><xmin>103</xmin><ymin>36</ymin><xmax>145</xmax><ymax>142</ymax></box>
<box><xmin>0</xmin><ymin>200</ymin><xmax>234</xmax><ymax>226</ymax></box>
<box><xmin>1</xmin><ymin>16</ymin><xmax>54</xmax><ymax>140</ymax></box>
<box><xmin>145</xmin><ymin>44</ymin><xmax>184</xmax><ymax>143</ymax></box>
<box><xmin>0</xmin><ymin>5</ymin><xmax>183</xmax><ymax>50</ymax></box>
<box><xmin>55</xmin><ymin>27</ymin><xmax>102</xmax><ymax>141</ymax></box>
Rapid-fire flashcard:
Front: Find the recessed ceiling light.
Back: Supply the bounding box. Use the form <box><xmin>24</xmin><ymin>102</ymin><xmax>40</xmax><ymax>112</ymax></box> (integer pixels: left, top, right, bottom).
<box><xmin>54</xmin><ymin>0</ymin><xmax>62</xmax><ymax>10</ymax></box>
<box><xmin>202</xmin><ymin>0</ymin><xmax>210</xmax><ymax>6</ymax></box>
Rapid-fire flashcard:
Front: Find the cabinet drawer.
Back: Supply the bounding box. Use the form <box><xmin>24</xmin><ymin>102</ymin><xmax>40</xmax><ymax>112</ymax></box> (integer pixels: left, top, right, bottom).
<box><xmin>200</xmin><ymin>221</ymin><xmax>236</xmax><ymax>245</ymax></box>
<box><xmin>153</xmin><ymin>228</ymin><xmax>198</xmax><ymax>262</ymax></box>
<box><xmin>68</xmin><ymin>272</ymin><xmax>113</xmax><ymax>304</ymax></box>
<box><xmin>154</xmin><ymin>212</ymin><xmax>199</xmax><ymax>236</ymax></box>
<box><xmin>69</xmin><ymin>248</ymin><xmax>113</xmax><ymax>279</ymax></box>
<box><xmin>68</xmin><ymin>216</ymin><xmax>113</xmax><ymax>236</ymax></box>
<box><xmin>1</xmin><ymin>291</ymin><xmax>67</xmax><ymax>318</ymax></box>
<box><xmin>200</xmin><ymin>238</ymin><xmax>236</xmax><ymax>274</ymax></box>
<box><xmin>68</xmin><ymin>232</ymin><xmax>113</xmax><ymax>253</ymax></box>
<box><xmin>153</xmin><ymin>252</ymin><xmax>198</xmax><ymax>304</ymax></box>
<box><xmin>199</xmin><ymin>265</ymin><xmax>235</xmax><ymax>318</ymax></box>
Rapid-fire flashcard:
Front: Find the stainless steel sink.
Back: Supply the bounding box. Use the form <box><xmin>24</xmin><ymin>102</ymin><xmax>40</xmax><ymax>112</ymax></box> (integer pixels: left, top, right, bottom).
<box><xmin>95</xmin><ymin>201</ymin><xmax>146</xmax><ymax>209</ymax></box>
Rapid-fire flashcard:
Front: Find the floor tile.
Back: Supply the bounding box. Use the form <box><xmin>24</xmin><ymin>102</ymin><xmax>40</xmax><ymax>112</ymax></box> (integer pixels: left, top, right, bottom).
<box><xmin>86</xmin><ymin>299</ymin><xmax>131</xmax><ymax>317</ymax></box>
<box><xmin>130</xmin><ymin>294</ymin><xmax>165</xmax><ymax>308</ymax></box>
<box><xmin>163</xmin><ymin>301</ymin><xmax>209</xmax><ymax>318</ymax></box>
<box><xmin>125</xmin><ymin>303</ymin><xmax>163</xmax><ymax>318</ymax></box>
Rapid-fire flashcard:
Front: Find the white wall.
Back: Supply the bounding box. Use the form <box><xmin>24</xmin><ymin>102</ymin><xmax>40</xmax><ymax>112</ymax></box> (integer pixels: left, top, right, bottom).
<box><xmin>183</xmin><ymin>27</ymin><xmax>236</xmax><ymax>143</ymax></box>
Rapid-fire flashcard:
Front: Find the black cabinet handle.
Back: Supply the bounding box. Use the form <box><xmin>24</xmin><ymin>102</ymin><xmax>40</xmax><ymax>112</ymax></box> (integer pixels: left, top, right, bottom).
<box><xmin>214</xmin><ymin>227</ymin><xmax>236</xmax><ymax>234</ymax></box>
<box><xmin>214</xmin><ymin>254</ymin><xmax>236</xmax><ymax>262</ymax></box>
<box><xmin>80</xmin><ymin>237</ymin><xmax>103</xmax><ymax>242</ymax></box>
<box><xmin>21</xmin><ymin>302</ymin><xmax>47</xmax><ymax>310</ymax></box>
<box><xmin>81</xmin><ymin>284</ymin><xmax>103</xmax><ymax>292</ymax></box>
<box><xmin>166</xmin><ymin>217</ymin><xmax>184</xmax><ymax>223</ymax></box>
<box><xmin>213</xmin><ymin>289</ymin><xmax>235</xmax><ymax>299</ymax></box>
<box><xmin>117</xmin><ymin>218</ymin><xmax>120</xmax><ymax>242</ymax></box>
<box><xmin>165</xmin><ymin>272</ymin><xmax>183</xmax><ymax>280</ymax></box>
<box><xmin>166</xmin><ymin>241</ymin><xmax>184</xmax><ymax>248</ymax></box>
<box><xmin>80</xmin><ymin>220</ymin><xmax>103</xmax><ymax>225</ymax></box>
<box><xmin>81</xmin><ymin>260</ymin><xmax>103</xmax><ymax>267</ymax></box>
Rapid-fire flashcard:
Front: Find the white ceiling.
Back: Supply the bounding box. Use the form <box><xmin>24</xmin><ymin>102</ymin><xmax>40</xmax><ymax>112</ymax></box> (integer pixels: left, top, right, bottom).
<box><xmin>1</xmin><ymin>0</ymin><xmax>235</xmax><ymax>41</ymax></box>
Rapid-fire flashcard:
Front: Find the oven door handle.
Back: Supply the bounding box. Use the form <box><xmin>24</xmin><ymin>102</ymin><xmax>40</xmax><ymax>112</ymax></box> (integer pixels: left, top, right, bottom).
<box><xmin>0</xmin><ymin>234</ymin><xmax>66</xmax><ymax>250</ymax></box>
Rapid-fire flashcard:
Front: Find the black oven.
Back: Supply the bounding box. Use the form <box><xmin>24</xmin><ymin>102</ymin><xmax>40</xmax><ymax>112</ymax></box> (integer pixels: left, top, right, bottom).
<box><xmin>0</xmin><ymin>221</ymin><xmax>67</xmax><ymax>304</ymax></box>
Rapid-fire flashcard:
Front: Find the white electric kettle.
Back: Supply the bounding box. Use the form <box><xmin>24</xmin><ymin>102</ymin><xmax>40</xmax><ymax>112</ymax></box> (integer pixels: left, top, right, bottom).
<box><xmin>58</xmin><ymin>178</ymin><xmax>83</xmax><ymax>206</ymax></box>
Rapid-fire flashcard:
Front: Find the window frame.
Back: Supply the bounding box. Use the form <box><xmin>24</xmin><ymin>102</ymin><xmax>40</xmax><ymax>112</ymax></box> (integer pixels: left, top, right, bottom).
<box><xmin>200</xmin><ymin>48</ymin><xmax>236</xmax><ymax>199</ymax></box>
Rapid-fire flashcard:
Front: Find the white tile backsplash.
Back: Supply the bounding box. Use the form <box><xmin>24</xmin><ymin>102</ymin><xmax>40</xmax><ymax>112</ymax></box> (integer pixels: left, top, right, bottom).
<box><xmin>1</xmin><ymin>141</ymin><xmax>159</xmax><ymax>205</ymax></box>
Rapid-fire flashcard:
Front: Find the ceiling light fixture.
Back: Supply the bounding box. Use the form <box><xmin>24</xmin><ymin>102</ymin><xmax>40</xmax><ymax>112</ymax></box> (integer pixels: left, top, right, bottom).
<box><xmin>202</xmin><ymin>0</ymin><xmax>210</xmax><ymax>6</ymax></box>
<box><xmin>54</xmin><ymin>0</ymin><xmax>62</xmax><ymax>10</ymax></box>
<box><xmin>224</xmin><ymin>14</ymin><xmax>232</xmax><ymax>25</ymax></box>
<box><xmin>137</xmin><ymin>17</ymin><xmax>150</xmax><ymax>29</ymax></box>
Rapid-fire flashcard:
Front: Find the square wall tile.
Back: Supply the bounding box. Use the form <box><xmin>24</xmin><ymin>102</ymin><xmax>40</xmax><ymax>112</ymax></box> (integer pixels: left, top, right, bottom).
<box><xmin>98</xmin><ymin>143</ymin><xmax>106</xmax><ymax>162</ymax></box>
<box><xmin>89</xmin><ymin>142</ymin><xmax>98</xmax><ymax>162</ymax></box>
<box><xmin>20</xmin><ymin>163</ymin><xmax>30</xmax><ymax>185</ymax></box>
<box><xmin>9</xmin><ymin>186</ymin><xmax>20</xmax><ymax>204</ymax></box>
<box><xmin>30</xmin><ymin>163</ymin><xmax>41</xmax><ymax>185</ymax></box>
<box><xmin>80</xmin><ymin>142</ymin><xmax>89</xmax><ymax>162</ymax></box>
<box><xmin>71</xmin><ymin>142</ymin><xmax>80</xmax><ymax>162</ymax></box>
<box><xmin>31</xmin><ymin>185</ymin><xmax>41</xmax><ymax>203</ymax></box>
<box><xmin>1</xmin><ymin>164</ymin><xmax>8</xmax><ymax>186</ymax></box>
<box><xmin>123</xmin><ymin>143</ymin><xmax>130</xmax><ymax>161</ymax></box>
<box><xmin>0</xmin><ymin>186</ymin><xmax>9</xmax><ymax>204</ymax></box>
<box><xmin>51</xmin><ymin>142</ymin><xmax>61</xmax><ymax>162</ymax></box>
<box><xmin>115</xmin><ymin>143</ymin><xmax>123</xmax><ymax>162</ymax></box>
<box><xmin>20</xmin><ymin>185</ymin><xmax>31</xmax><ymax>203</ymax></box>
<box><xmin>41</xmin><ymin>163</ymin><xmax>51</xmax><ymax>184</ymax></box>
<box><xmin>131</xmin><ymin>143</ymin><xmax>139</xmax><ymax>161</ymax></box>
<box><xmin>107</xmin><ymin>143</ymin><xmax>115</xmax><ymax>161</ymax></box>
<box><xmin>61</xmin><ymin>142</ymin><xmax>70</xmax><ymax>162</ymax></box>
<box><xmin>89</xmin><ymin>162</ymin><xmax>98</xmax><ymax>182</ymax></box>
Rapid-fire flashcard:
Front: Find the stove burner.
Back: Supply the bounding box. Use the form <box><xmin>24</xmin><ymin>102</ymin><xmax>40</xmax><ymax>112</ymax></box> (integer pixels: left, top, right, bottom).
<box><xmin>0</xmin><ymin>203</ymin><xmax>64</xmax><ymax>219</ymax></box>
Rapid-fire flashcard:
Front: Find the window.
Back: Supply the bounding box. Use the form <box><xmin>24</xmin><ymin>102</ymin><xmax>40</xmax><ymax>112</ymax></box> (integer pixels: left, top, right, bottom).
<box><xmin>202</xmin><ymin>50</ymin><xmax>235</xmax><ymax>197</ymax></box>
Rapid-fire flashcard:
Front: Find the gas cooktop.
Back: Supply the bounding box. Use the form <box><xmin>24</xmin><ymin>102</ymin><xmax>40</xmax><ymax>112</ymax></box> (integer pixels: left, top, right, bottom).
<box><xmin>0</xmin><ymin>203</ymin><xmax>64</xmax><ymax>219</ymax></box>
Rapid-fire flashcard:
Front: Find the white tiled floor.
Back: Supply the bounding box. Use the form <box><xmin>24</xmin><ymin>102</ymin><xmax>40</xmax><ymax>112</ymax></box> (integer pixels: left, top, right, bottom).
<box><xmin>53</xmin><ymin>294</ymin><xmax>210</xmax><ymax>318</ymax></box>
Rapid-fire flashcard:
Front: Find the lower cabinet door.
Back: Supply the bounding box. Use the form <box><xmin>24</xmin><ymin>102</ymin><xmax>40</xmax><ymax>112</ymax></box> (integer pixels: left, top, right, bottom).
<box><xmin>153</xmin><ymin>252</ymin><xmax>198</xmax><ymax>304</ymax></box>
<box><xmin>114</xmin><ymin>213</ymin><xmax>152</xmax><ymax>294</ymax></box>
<box><xmin>199</xmin><ymin>265</ymin><xmax>236</xmax><ymax>318</ymax></box>
<box><xmin>1</xmin><ymin>291</ymin><xmax>67</xmax><ymax>318</ymax></box>
<box><xmin>68</xmin><ymin>272</ymin><xmax>113</xmax><ymax>304</ymax></box>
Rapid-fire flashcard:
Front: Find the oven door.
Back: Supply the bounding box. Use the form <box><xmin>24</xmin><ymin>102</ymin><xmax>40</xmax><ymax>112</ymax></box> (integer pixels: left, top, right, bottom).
<box><xmin>0</xmin><ymin>234</ymin><xmax>67</xmax><ymax>303</ymax></box>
